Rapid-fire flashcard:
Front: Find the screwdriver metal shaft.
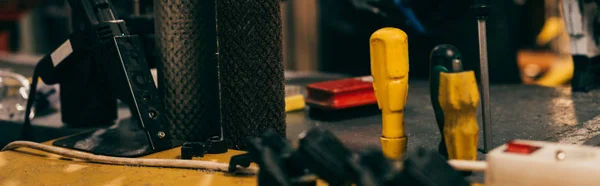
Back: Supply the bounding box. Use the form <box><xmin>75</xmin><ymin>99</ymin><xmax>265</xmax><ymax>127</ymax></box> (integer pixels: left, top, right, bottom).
<box><xmin>474</xmin><ymin>0</ymin><xmax>492</xmax><ymax>153</ymax></box>
<box><xmin>477</xmin><ymin>19</ymin><xmax>492</xmax><ymax>153</ymax></box>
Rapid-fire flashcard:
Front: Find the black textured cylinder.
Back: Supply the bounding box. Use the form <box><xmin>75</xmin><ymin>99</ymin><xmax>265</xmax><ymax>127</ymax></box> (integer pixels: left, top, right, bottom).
<box><xmin>154</xmin><ymin>0</ymin><xmax>220</xmax><ymax>141</ymax></box>
<box><xmin>216</xmin><ymin>0</ymin><xmax>286</xmax><ymax>150</ymax></box>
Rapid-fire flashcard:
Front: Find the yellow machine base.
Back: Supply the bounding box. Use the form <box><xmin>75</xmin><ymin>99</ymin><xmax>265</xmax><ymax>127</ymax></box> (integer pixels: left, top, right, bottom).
<box><xmin>0</xmin><ymin>141</ymin><xmax>482</xmax><ymax>185</ymax></box>
<box><xmin>0</xmin><ymin>141</ymin><xmax>258</xmax><ymax>186</ymax></box>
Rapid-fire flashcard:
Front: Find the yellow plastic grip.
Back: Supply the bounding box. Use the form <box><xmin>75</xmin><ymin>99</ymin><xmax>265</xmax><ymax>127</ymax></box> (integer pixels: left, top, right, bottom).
<box><xmin>438</xmin><ymin>71</ymin><xmax>480</xmax><ymax>161</ymax></box>
<box><xmin>370</xmin><ymin>27</ymin><xmax>409</xmax><ymax>159</ymax></box>
<box><xmin>537</xmin><ymin>17</ymin><xmax>565</xmax><ymax>46</ymax></box>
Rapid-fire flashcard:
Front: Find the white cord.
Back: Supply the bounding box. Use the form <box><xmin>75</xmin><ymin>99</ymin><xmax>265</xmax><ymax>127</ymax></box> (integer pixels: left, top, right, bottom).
<box><xmin>448</xmin><ymin>159</ymin><xmax>488</xmax><ymax>172</ymax></box>
<box><xmin>2</xmin><ymin>141</ymin><xmax>258</xmax><ymax>175</ymax></box>
<box><xmin>2</xmin><ymin>141</ymin><xmax>488</xmax><ymax>174</ymax></box>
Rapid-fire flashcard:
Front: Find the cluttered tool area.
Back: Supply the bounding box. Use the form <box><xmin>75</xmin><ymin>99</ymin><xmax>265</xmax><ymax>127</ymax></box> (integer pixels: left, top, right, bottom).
<box><xmin>2</xmin><ymin>0</ymin><xmax>600</xmax><ymax>185</ymax></box>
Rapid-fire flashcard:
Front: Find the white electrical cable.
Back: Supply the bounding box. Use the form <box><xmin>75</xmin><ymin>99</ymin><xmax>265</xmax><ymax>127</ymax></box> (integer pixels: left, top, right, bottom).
<box><xmin>2</xmin><ymin>141</ymin><xmax>488</xmax><ymax>174</ymax></box>
<box><xmin>2</xmin><ymin>141</ymin><xmax>258</xmax><ymax>175</ymax></box>
<box><xmin>448</xmin><ymin>159</ymin><xmax>488</xmax><ymax>172</ymax></box>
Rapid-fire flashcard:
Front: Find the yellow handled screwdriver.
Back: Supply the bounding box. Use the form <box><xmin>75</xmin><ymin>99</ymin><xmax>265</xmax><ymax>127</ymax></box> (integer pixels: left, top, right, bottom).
<box><xmin>435</xmin><ymin>46</ymin><xmax>480</xmax><ymax>161</ymax></box>
<box><xmin>430</xmin><ymin>44</ymin><xmax>463</xmax><ymax>159</ymax></box>
<box><xmin>369</xmin><ymin>27</ymin><xmax>409</xmax><ymax>159</ymax></box>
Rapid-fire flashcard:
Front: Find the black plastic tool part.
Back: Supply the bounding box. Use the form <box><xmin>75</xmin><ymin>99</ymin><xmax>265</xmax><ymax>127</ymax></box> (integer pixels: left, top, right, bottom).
<box><xmin>228</xmin><ymin>130</ymin><xmax>316</xmax><ymax>186</ymax></box>
<box><xmin>294</xmin><ymin>129</ymin><xmax>471</xmax><ymax>186</ymax></box>
<box><xmin>180</xmin><ymin>137</ymin><xmax>228</xmax><ymax>159</ymax></box>
<box><xmin>230</xmin><ymin>128</ymin><xmax>472</xmax><ymax>186</ymax></box>
<box><xmin>296</xmin><ymin>128</ymin><xmax>355</xmax><ymax>186</ymax></box>
<box><xmin>181</xmin><ymin>142</ymin><xmax>206</xmax><ymax>159</ymax></box>
<box><xmin>354</xmin><ymin>149</ymin><xmax>398</xmax><ymax>186</ymax></box>
<box><xmin>390</xmin><ymin>148</ymin><xmax>471</xmax><ymax>186</ymax></box>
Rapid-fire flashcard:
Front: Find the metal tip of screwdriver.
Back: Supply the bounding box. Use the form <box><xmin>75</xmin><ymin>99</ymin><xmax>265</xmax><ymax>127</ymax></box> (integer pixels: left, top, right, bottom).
<box><xmin>477</xmin><ymin>18</ymin><xmax>493</xmax><ymax>153</ymax></box>
<box><xmin>451</xmin><ymin>59</ymin><xmax>463</xmax><ymax>72</ymax></box>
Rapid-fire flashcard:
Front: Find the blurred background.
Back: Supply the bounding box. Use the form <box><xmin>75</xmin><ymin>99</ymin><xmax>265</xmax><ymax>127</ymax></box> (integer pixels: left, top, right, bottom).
<box><xmin>0</xmin><ymin>0</ymin><xmax>575</xmax><ymax>130</ymax></box>
<box><xmin>0</xmin><ymin>0</ymin><xmax>573</xmax><ymax>85</ymax></box>
<box><xmin>0</xmin><ymin>0</ymin><xmax>582</xmax><ymax>156</ymax></box>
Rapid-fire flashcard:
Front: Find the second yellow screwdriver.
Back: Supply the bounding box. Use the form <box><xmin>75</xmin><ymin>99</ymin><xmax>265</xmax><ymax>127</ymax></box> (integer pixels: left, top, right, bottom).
<box><xmin>370</xmin><ymin>27</ymin><xmax>409</xmax><ymax>159</ymax></box>
<box><xmin>430</xmin><ymin>45</ymin><xmax>480</xmax><ymax>161</ymax></box>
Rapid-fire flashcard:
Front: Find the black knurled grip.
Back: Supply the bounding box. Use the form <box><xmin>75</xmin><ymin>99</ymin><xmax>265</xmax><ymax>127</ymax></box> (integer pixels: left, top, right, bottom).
<box><xmin>216</xmin><ymin>0</ymin><xmax>286</xmax><ymax>150</ymax></box>
<box><xmin>154</xmin><ymin>0</ymin><xmax>221</xmax><ymax>142</ymax></box>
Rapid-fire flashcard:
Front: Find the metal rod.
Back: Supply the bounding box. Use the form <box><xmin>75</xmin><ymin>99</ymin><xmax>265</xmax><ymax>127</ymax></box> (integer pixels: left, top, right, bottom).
<box><xmin>133</xmin><ymin>0</ymin><xmax>140</xmax><ymax>16</ymax></box>
<box><xmin>477</xmin><ymin>18</ymin><xmax>493</xmax><ymax>152</ymax></box>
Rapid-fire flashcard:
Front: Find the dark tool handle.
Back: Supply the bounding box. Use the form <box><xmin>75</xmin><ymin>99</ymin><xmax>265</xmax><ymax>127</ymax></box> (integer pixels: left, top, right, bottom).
<box><xmin>429</xmin><ymin>44</ymin><xmax>463</xmax><ymax>158</ymax></box>
<box><xmin>473</xmin><ymin>0</ymin><xmax>490</xmax><ymax>18</ymax></box>
<box><xmin>430</xmin><ymin>44</ymin><xmax>463</xmax><ymax>73</ymax></box>
<box><xmin>154</xmin><ymin>0</ymin><xmax>221</xmax><ymax>142</ymax></box>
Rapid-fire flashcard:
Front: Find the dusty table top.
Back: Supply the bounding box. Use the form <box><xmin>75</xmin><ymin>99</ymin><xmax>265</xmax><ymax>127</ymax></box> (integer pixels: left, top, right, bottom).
<box><xmin>2</xmin><ymin>73</ymin><xmax>600</xmax><ymax>185</ymax></box>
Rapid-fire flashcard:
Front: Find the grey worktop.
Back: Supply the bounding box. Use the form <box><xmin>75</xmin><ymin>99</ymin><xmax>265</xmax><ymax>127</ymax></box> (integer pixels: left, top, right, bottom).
<box><xmin>3</xmin><ymin>63</ymin><xmax>600</xmax><ymax>183</ymax></box>
<box><xmin>284</xmin><ymin>80</ymin><xmax>600</xmax><ymax>183</ymax></box>
<box><xmin>289</xmin><ymin>81</ymin><xmax>600</xmax><ymax>152</ymax></box>
<box><xmin>4</xmin><ymin>68</ymin><xmax>600</xmax><ymax>156</ymax></box>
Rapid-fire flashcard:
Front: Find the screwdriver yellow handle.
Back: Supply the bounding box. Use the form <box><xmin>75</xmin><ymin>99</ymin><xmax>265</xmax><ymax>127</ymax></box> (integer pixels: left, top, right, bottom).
<box><xmin>370</xmin><ymin>27</ymin><xmax>409</xmax><ymax>159</ymax></box>
<box><xmin>438</xmin><ymin>71</ymin><xmax>479</xmax><ymax>161</ymax></box>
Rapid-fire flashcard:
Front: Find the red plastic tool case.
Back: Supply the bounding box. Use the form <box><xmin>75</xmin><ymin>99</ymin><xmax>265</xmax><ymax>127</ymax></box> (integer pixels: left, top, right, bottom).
<box><xmin>306</xmin><ymin>76</ymin><xmax>376</xmax><ymax>110</ymax></box>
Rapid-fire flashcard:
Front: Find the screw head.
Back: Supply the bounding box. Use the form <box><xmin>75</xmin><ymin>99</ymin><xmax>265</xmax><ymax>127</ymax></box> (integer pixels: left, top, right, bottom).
<box><xmin>136</xmin><ymin>75</ymin><xmax>146</xmax><ymax>85</ymax></box>
<box><xmin>148</xmin><ymin>110</ymin><xmax>158</xmax><ymax>119</ymax></box>
<box><xmin>157</xmin><ymin>131</ymin><xmax>166</xmax><ymax>139</ymax></box>
<box><xmin>143</xmin><ymin>94</ymin><xmax>151</xmax><ymax>101</ymax></box>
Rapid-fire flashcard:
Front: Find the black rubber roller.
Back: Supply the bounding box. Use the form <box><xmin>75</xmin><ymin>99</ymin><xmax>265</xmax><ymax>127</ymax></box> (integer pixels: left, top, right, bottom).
<box><xmin>154</xmin><ymin>0</ymin><xmax>220</xmax><ymax>141</ymax></box>
<box><xmin>216</xmin><ymin>0</ymin><xmax>286</xmax><ymax>150</ymax></box>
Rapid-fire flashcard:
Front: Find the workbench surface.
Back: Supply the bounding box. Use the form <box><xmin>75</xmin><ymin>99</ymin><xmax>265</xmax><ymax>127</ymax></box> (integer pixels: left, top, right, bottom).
<box><xmin>2</xmin><ymin>78</ymin><xmax>600</xmax><ymax>185</ymax></box>
<box><xmin>0</xmin><ymin>142</ymin><xmax>260</xmax><ymax>186</ymax></box>
<box><xmin>286</xmin><ymin>81</ymin><xmax>600</xmax><ymax>150</ymax></box>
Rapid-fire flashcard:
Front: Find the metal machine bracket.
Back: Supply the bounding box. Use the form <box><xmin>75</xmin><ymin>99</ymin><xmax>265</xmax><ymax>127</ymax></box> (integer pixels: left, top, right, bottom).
<box><xmin>25</xmin><ymin>0</ymin><xmax>178</xmax><ymax>157</ymax></box>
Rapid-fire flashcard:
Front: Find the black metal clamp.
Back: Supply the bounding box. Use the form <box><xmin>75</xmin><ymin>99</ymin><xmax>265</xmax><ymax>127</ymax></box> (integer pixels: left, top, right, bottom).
<box><xmin>22</xmin><ymin>0</ymin><xmax>177</xmax><ymax>157</ymax></box>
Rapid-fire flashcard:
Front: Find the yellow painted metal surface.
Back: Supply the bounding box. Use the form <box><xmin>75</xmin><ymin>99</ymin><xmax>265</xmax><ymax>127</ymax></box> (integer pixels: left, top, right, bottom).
<box><xmin>438</xmin><ymin>71</ymin><xmax>480</xmax><ymax>161</ymax></box>
<box><xmin>0</xmin><ymin>142</ymin><xmax>484</xmax><ymax>185</ymax></box>
<box><xmin>0</xmin><ymin>141</ymin><xmax>258</xmax><ymax>186</ymax></box>
<box><xmin>285</xmin><ymin>94</ymin><xmax>306</xmax><ymax>112</ymax></box>
<box><xmin>369</xmin><ymin>27</ymin><xmax>409</xmax><ymax>159</ymax></box>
